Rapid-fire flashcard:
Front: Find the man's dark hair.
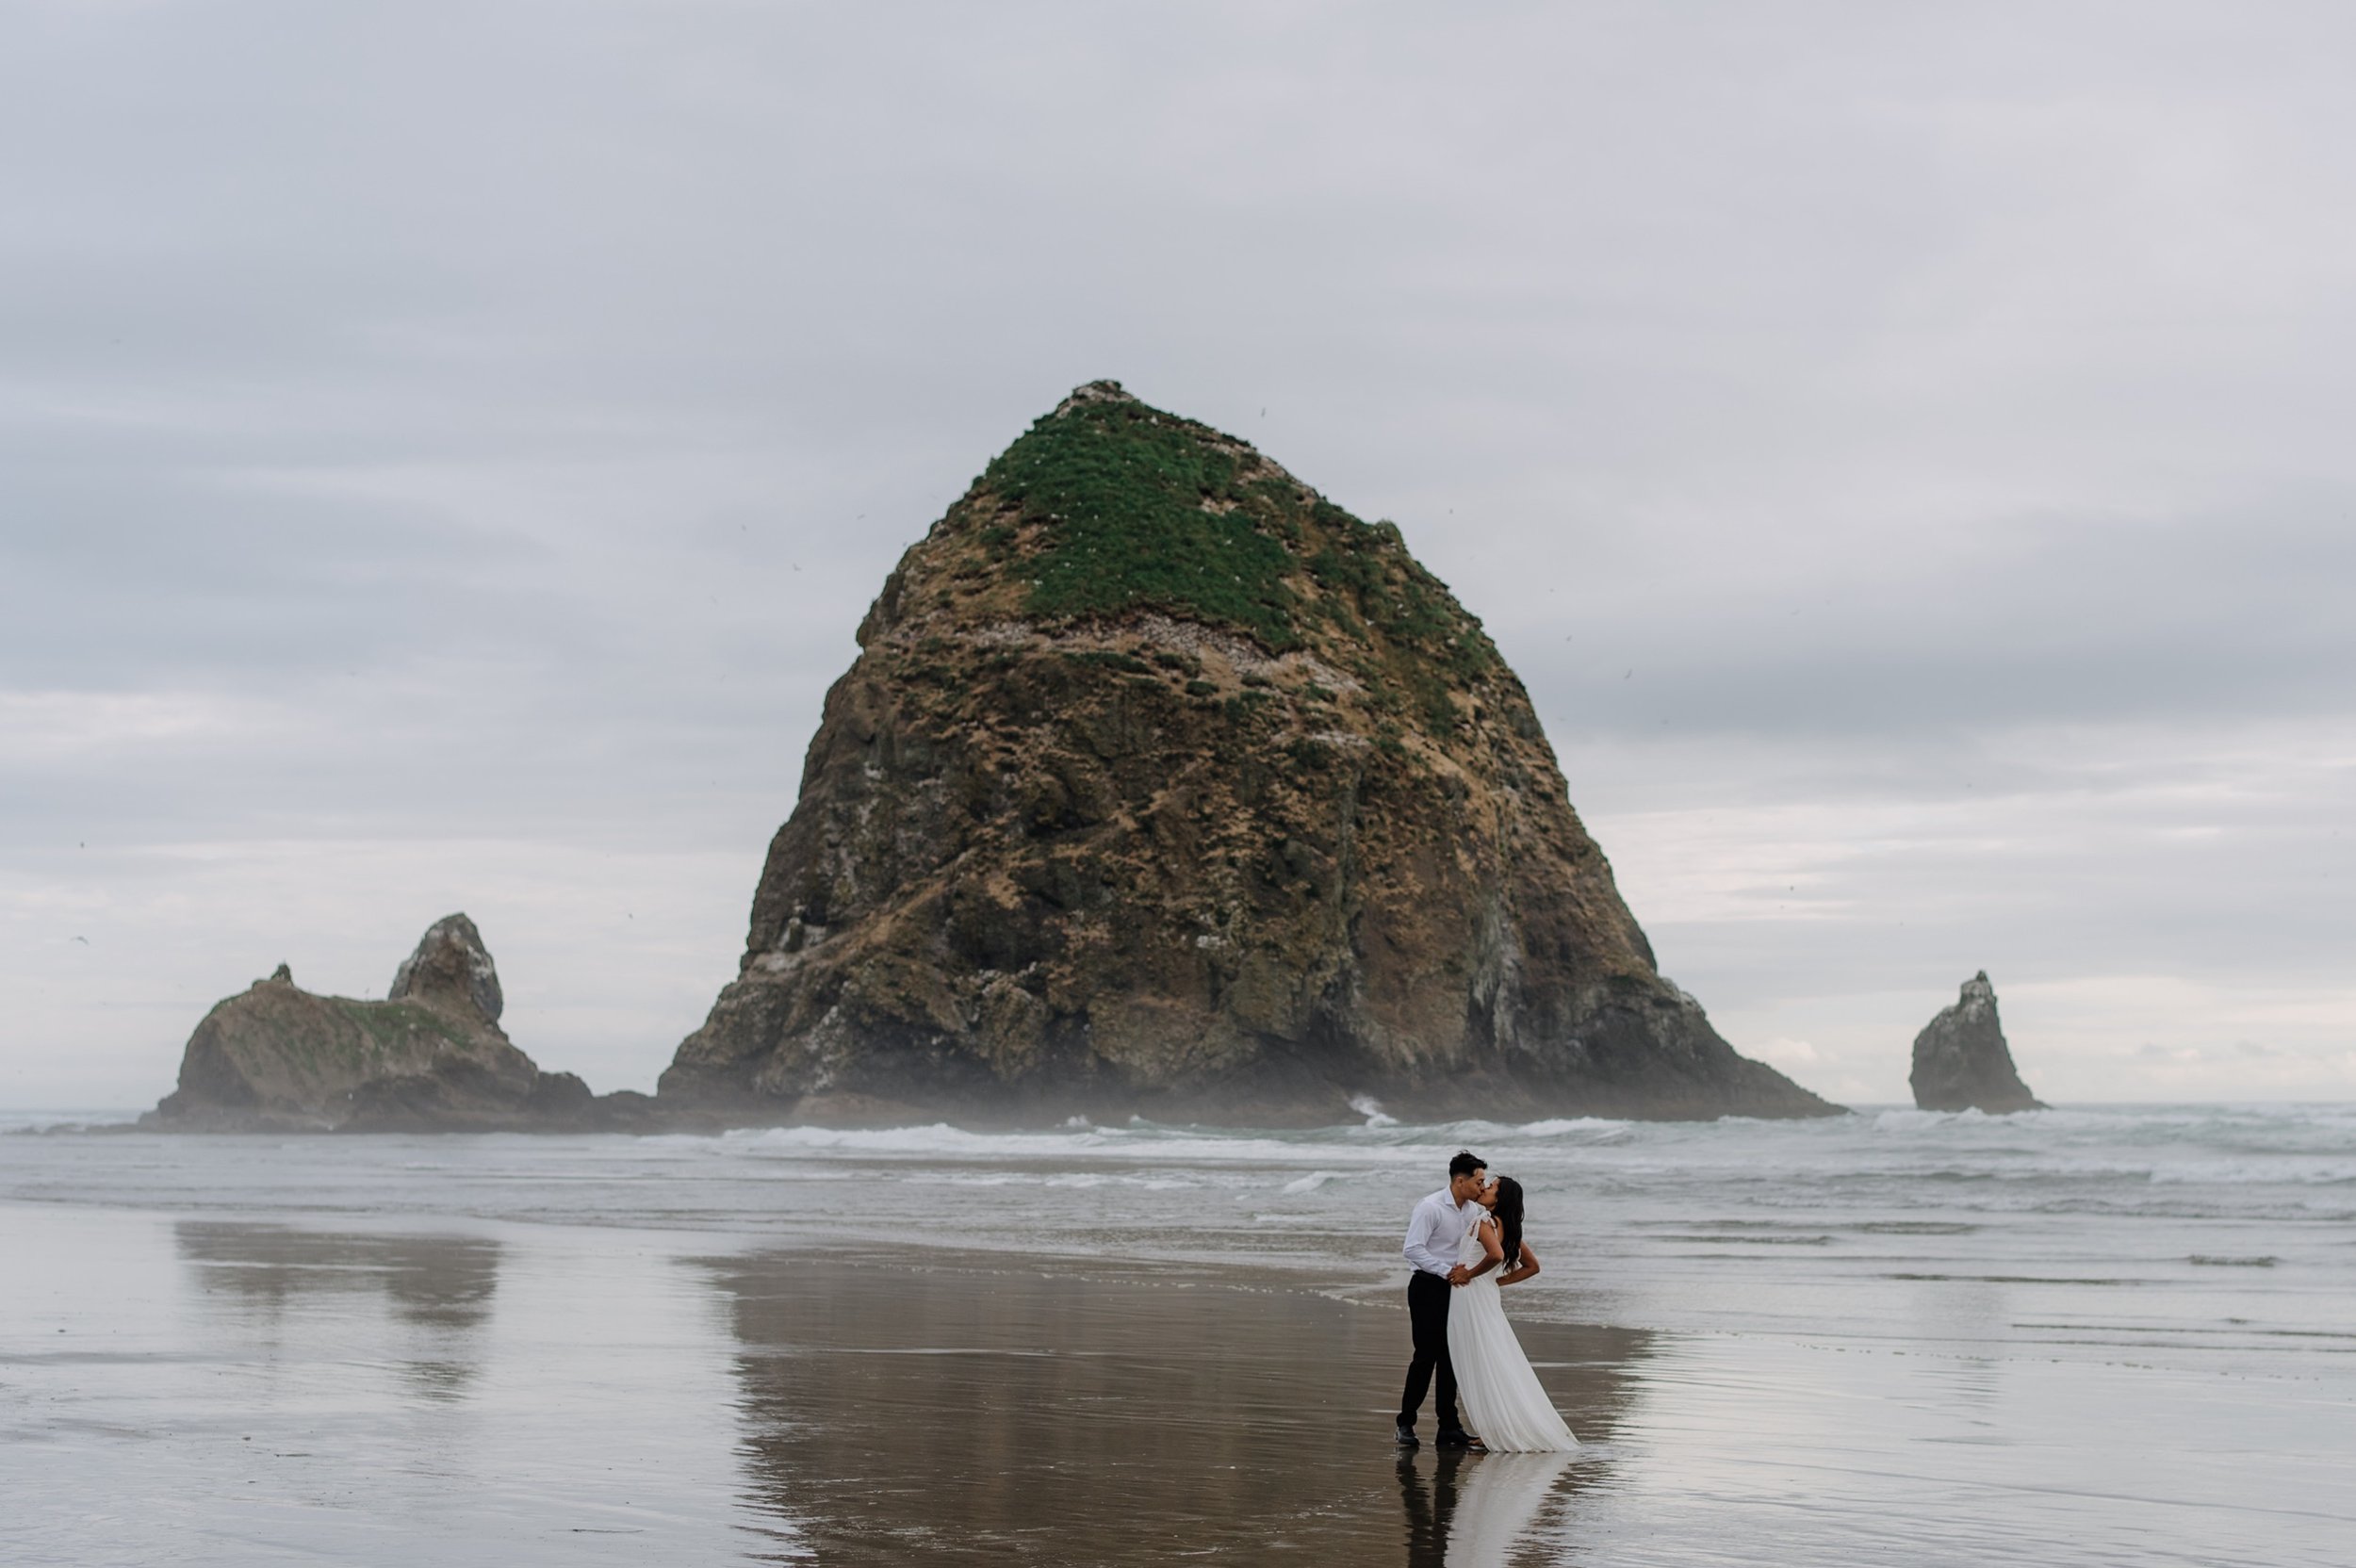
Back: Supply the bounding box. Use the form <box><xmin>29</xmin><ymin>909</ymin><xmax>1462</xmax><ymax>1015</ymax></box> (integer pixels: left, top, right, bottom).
<box><xmin>1448</xmin><ymin>1150</ymin><xmax>1486</xmax><ymax>1179</ymax></box>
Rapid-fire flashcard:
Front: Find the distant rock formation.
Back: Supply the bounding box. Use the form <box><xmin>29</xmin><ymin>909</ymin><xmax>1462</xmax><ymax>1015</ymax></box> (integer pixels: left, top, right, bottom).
<box><xmin>657</xmin><ymin>382</ymin><xmax>1840</xmax><ymax>1127</ymax></box>
<box><xmin>145</xmin><ymin>914</ymin><xmax>654</xmax><ymax>1132</ymax></box>
<box><xmin>1909</xmin><ymin>972</ymin><xmax>2044</xmax><ymax>1113</ymax></box>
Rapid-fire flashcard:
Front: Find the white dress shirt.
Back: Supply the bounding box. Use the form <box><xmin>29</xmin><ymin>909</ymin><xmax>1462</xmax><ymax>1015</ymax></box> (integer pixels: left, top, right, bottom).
<box><xmin>1402</xmin><ymin>1186</ymin><xmax>1477</xmax><ymax>1278</ymax></box>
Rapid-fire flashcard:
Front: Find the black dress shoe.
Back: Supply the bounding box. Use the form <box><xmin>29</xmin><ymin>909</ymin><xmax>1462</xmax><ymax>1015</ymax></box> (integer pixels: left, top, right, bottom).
<box><xmin>1435</xmin><ymin>1429</ymin><xmax>1484</xmax><ymax>1450</ymax></box>
<box><xmin>1395</xmin><ymin>1423</ymin><xmax>1420</xmax><ymax>1446</ymax></box>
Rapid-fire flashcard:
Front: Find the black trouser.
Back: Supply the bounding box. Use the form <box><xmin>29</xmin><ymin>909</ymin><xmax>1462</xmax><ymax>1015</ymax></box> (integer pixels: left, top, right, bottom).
<box><xmin>1398</xmin><ymin>1270</ymin><xmax>1461</xmax><ymax>1431</ymax></box>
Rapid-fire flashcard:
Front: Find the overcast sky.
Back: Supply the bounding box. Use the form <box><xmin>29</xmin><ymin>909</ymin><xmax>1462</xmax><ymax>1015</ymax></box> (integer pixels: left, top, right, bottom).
<box><xmin>6</xmin><ymin>1</ymin><xmax>2352</xmax><ymax>1109</ymax></box>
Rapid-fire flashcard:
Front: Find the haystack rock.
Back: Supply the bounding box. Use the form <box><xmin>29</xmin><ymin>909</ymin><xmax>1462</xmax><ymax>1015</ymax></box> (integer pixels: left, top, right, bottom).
<box><xmin>146</xmin><ymin>914</ymin><xmax>651</xmax><ymax>1131</ymax></box>
<box><xmin>1909</xmin><ymin>971</ymin><xmax>2044</xmax><ymax>1113</ymax></box>
<box><xmin>658</xmin><ymin>382</ymin><xmax>1841</xmax><ymax>1126</ymax></box>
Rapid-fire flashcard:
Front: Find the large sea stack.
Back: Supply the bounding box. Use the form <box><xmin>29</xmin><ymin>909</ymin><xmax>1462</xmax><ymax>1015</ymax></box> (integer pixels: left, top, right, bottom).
<box><xmin>146</xmin><ymin>914</ymin><xmax>647</xmax><ymax>1131</ymax></box>
<box><xmin>1909</xmin><ymin>971</ymin><xmax>2044</xmax><ymax>1113</ymax></box>
<box><xmin>659</xmin><ymin>383</ymin><xmax>1838</xmax><ymax>1126</ymax></box>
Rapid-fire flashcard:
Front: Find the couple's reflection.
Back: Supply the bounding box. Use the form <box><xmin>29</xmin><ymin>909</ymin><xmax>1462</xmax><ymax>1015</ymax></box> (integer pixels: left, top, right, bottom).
<box><xmin>1399</xmin><ymin>1447</ymin><xmax>1578</xmax><ymax>1568</ymax></box>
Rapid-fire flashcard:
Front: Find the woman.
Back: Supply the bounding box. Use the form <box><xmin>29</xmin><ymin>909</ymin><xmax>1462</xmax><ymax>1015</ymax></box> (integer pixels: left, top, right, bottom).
<box><xmin>1446</xmin><ymin>1176</ymin><xmax>1579</xmax><ymax>1452</ymax></box>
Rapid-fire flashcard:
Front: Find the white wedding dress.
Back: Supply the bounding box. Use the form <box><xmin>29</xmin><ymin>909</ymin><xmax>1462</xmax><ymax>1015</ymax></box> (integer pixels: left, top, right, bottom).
<box><xmin>1446</xmin><ymin>1219</ymin><xmax>1578</xmax><ymax>1452</ymax></box>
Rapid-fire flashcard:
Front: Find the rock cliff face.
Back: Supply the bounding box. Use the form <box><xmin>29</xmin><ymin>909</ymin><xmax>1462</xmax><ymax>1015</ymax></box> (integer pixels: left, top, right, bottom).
<box><xmin>658</xmin><ymin>383</ymin><xmax>1837</xmax><ymax>1126</ymax></box>
<box><xmin>146</xmin><ymin>914</ymin><xmax>647</xmax><ymax>1132</ymax></box>
<box><xmin>1909</xmin><ymin>972</ymin><xmax>2044</xmax><ymax>1113</ymax></box>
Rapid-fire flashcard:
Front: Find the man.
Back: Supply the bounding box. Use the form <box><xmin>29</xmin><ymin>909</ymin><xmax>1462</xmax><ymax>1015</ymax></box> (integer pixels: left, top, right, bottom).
<box><xmin>1397</xmin><ymin>1150</ymin><xmax>1486</xmax><ymax>1448</ymax></box>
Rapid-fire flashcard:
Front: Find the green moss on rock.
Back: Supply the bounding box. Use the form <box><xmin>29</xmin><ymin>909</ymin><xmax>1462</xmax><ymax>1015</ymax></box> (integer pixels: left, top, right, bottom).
<box><xmin>986</xmin><ymin>390</ymin><xmax>1303</xmax><ymax>648</ymax></box>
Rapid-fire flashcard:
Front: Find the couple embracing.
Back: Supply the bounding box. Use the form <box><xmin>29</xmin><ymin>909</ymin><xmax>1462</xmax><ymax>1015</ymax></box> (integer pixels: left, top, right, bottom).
<box><xmin>1397</xmin><ymin>1151</ymin><xmax>1578</xmax><ymax>1453</ymax></box>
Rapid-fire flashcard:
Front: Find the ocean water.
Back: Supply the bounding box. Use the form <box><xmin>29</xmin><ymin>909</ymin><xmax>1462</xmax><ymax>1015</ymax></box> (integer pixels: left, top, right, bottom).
<box><xmin>4</xmin><ymin>1104</ymin><xmax>2351</xmax><ymax>1564</ymax></box>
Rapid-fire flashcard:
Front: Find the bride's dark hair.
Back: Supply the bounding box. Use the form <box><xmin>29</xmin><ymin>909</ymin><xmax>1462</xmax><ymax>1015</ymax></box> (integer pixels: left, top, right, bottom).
<box><xmin>1493</xmin><ymin>1177</ymin><xmax>1527</xmax><ymax>1271</ymax></box>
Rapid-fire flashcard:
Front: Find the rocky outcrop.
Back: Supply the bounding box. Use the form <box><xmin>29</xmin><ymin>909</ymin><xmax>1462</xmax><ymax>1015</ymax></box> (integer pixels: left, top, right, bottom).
<box><xmin>1909</xmin><ymin>972</ymin><xmax>2044</xmax><ymax>1113</ymax></box>
<box><xmin>145</xmin><ymin>914</ymin><xmax>656</xmax><ymax>1132</ymax></box>
<box><xmin>658</xmin><ymin>382</ymin><xmax>1840</xmax><ymax>1126</ymax></box>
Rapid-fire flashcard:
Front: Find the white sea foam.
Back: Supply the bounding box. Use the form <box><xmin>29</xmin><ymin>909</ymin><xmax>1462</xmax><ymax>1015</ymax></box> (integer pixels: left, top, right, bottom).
<box><xmin>1508</xmin><ymin>1117</ymin><xmax>1634</xmax><ymax>1141</ymax></box>
<box><xmin>722</xmin><ymin>1119</ymin><xmax>1453</xmax><ymax>1167</ymax></box>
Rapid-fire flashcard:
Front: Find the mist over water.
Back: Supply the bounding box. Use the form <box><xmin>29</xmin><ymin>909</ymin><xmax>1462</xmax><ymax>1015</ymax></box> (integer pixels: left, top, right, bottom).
<box><xmin>6</xmin><ymin>1106</ymin><xmax>2351</xmax><ymax>1563</ymax></box>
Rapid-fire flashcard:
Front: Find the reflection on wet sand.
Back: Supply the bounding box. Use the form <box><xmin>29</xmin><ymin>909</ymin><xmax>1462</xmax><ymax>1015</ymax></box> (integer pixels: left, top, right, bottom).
<box><xmin>0</xmin><ymin>1211</ymin><xmax>754</xmax><ymax>1563</ymax></box>
<box><xmin>175</xmin><ymin>1220</ymin><xmax>500</xmax><ymax>1398</ymax></box>
<box><xmin>706</xmin><ymin>1253</ymin><xmax>1648</xmax><ymax>1564</ymax></box>
<box><xmin>1399</xmin><ymin>1449</ymin><xmax>1583</xmax><ymax>1568</ymax></box>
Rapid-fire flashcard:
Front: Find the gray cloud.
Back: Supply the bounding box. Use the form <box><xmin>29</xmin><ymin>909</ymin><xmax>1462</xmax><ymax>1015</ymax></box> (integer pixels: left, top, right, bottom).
<box><xmin>5</xmin><ymin>1</ymin><xmax>2353</xmax><ymax>1104</ymax></box>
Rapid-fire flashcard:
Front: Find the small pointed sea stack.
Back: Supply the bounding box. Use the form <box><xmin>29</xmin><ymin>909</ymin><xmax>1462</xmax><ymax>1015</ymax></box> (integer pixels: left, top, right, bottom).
<box><xmin>1909</xmin><ymin>971</ymin><xmax>2044</xmax><ymax>1113</ymax></box>
<box><xmin>658</xmin><ymin>381</ymin><xmax>1840</xmax><ymax>1126</ymax></box>
<box><xmin>145</xmin><ymin>914</ymin><xmax>641</xmax><ymax>1131</ymax></box>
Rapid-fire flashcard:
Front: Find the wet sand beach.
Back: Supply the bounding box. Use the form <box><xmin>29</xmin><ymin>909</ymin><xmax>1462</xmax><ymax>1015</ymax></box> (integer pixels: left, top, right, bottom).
<box><xmin>710</xmin><ymin>1251</ymin><xmax>1639</xmax><ymax>1562</ymax></box>
<box><xmin>6</xmin><ymin>1206</ymin><xmax>1643</xmax><ymax>1565</ymax></box>
<box><xmin>6</xmin><ymin>1109</ymin><xmax>2354</xmax><ymax>1564</ymax></box>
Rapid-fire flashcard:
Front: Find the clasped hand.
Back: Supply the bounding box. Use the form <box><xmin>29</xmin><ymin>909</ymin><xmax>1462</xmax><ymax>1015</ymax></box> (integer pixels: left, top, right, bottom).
<box><xmin>1447</xmin><ymin>1264</ymin><xmax>1472</xmax><ymax>1286</ymax></box>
